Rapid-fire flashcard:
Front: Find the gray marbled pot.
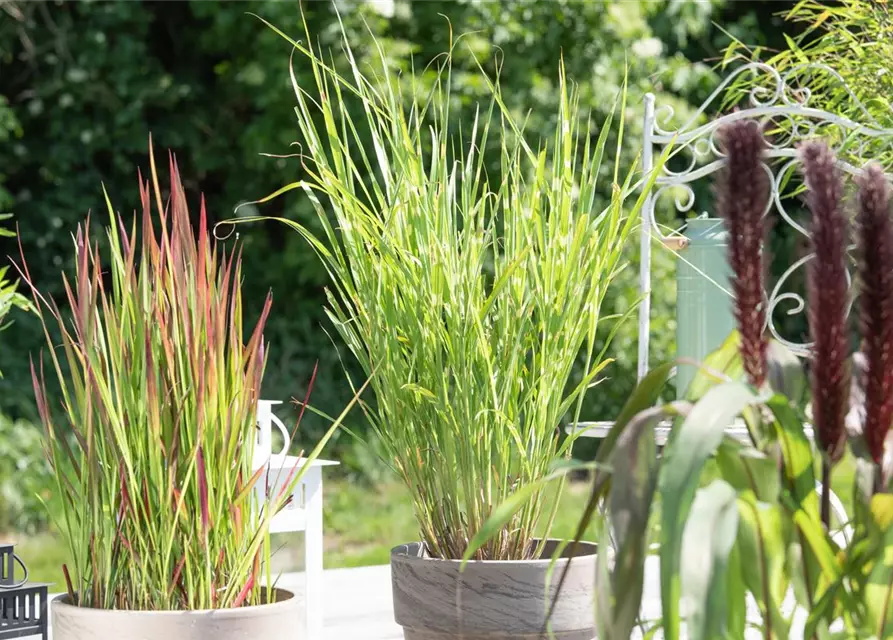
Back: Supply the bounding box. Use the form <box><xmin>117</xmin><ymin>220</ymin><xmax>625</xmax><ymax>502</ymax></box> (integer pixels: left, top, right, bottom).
<box><xmin>391</xmin><ymin>540</ymin><xmax>597</xmax><ymax>640</ymax></box>
<box><xmin>51</xmin><ymin>588</ymin><xmax>300</xmax><ymax>640</ymax></box>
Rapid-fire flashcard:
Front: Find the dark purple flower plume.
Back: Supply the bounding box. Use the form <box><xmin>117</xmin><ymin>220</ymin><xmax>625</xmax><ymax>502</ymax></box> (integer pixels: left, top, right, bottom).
<box><xmin>716</xmin><ymin>120</ymin><xmax>771</xmax><ymax>388</ymax></box>
<box><xmin>856</xmin><ymin>164</ymin><xmax>893</xmax><ymax>464</ymax></box>
<box><xmin>801</xmin><ymin>141</ymin><xmax>850</xmax><ymax>464</ymax></box>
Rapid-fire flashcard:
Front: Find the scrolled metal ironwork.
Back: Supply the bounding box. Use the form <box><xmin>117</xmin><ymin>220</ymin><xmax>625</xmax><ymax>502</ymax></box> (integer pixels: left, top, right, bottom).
<box><xmin>638</xmin><ymin>62</ymin><xmax>893</xmax><ymax>375</ymax></box>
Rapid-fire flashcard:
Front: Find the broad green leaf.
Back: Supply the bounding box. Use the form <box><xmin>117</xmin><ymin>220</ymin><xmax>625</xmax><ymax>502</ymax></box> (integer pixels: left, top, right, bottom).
<box><xmin>594</xmin><ymin>522</ymin><xmax>614</xmax><ymax>640</ymax></box>
<box><xmin>765</xmin><ymin>393</ymin><xmax>828</xmax><ymax>610</ymax></box>
<box><xmin>566</xmin><ymin>363</ymin><xmax>676</xmax><ymax>576</ymax></box>
<box><xmin>726</xmin><ymin>542</ymin><xmax>747</xmax><ymax>640</ymax></box>
<box><xmin>681</xmin><ymin>480</ymin><xmax>739</xmax><ymax>640</ymax></box>
<box><xmin>804</xmin><ymin>565</ymin><xmax>848</xmax><ymax>639</ymax></box>
<box><xmin>596</xmin><ymin>362</ymin><xmax>676</xmax><ymax>471</ymax></box>
<box><xmin>607</xmin><ymin>404</ymin><xmax>675</xmax><ymax>639</ymax></box>
<box><xmin>659</xmin><ymin>381</ymin><xmax>761</xmax><ymax>640</ymax></box>
<box><xmin>865</xmin><ymin>495</ymin><xmax>893</xmax><ymax>636</ymax></box>
<box><xmin>766</xmin><ymin>340</ymin><xmax>807</xmax><ymax>407</ymax></box>
<box><xmin>854</xmin><ymin>457</ymin><xmax>878</xmax><ymax>507</ymax></box>
<box><xmin>788</xmin><ymin>505</ymin><xmax>845</xmax><ymax>592</ymax></box>
<box><xmin>828</xmin><ymin>632</ymin><xmax>875</xmax><ymax>640</ymax></box>
<box><xmin>682</xmin><ymin>330</ymin><xmax>743</xmax><ymax>402</ymax></box>
<box><xmin>736</xmin><ymin>494</ymin><xmax>792</xmax><ymax>639</ymax></box>
<box><xmin>766</xmin><ymin>394</ymin><xmax>819</xmax><ymax>517</ymax></box>
<box><xmin>716</xmin><ymin>437</ymin><xmax>780</xmax><ymax>502</ymax></box>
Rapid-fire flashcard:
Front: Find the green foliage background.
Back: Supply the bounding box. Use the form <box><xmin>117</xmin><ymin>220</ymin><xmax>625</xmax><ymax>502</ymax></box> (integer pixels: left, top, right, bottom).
<box><xmin>0</xmin><ymin>0</ymin><xmax>795</xmax><ymax>488</ymax></box>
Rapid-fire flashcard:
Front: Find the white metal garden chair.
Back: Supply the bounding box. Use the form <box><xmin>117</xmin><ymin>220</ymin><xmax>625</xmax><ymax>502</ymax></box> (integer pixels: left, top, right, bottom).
<box><xmin>254</xmin><ymin>400</ymin><xmax>338</xmax><ymax>640</ymax></box>
<box><xmin>571</xmin><ymin>62</ymin><xmax>893</xmax><ymax>541</ymax></box>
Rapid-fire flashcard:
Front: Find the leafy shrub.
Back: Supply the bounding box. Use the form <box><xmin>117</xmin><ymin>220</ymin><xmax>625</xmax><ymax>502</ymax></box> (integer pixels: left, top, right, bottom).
<box><xmin>724</xmin><ymin>0</ymin><xmax>893</xmax><ymax>168</ymax></box>
<box><xmin>0</xmin><ymin>215</ymin><xmax>45</xmax><ymax>534</ymax></box>
<box><xmin>0</xmin><ymin>215</ymin><xmax>30</xmax><ymax>375</ymax></box>
<box><xmin>0</xmin><ymin>412</ymin><xmax>50</xmax><ymax>534</ymax></box>
<box><xmin>0</xmin><ymin>0</ymin><xmax>790</xmax><ymax>475</ymax></box>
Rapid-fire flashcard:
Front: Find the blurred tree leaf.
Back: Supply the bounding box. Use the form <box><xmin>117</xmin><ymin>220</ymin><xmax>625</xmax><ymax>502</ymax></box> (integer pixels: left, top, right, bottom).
<box><xmin>0</xmin><ymin>0</ymin><xmax>795</xmax><ymax>471</ymax></box>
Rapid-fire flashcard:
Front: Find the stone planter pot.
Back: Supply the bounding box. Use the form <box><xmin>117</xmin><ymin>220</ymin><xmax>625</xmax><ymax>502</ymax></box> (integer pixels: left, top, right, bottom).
<box><xmin>51</xmin><ymin>588</ymin><xmax>300</xmax><ymax>640</ymax></box>
<box><xmin>391</xmin><ymin>539</ymin><xmax>596</xmax><ymax>640</ymax></box>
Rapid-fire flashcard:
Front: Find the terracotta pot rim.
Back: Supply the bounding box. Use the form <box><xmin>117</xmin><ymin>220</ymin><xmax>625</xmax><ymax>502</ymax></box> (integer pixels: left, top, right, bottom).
<box><xmin>51</xmin><ymin>588</ymin><xmax>295</xmax><ymax>616</ymax></box>
<box><xmin>391</xmin><ymin>539</ymin><xmax>598</xmax><ymax>566</ymax></box>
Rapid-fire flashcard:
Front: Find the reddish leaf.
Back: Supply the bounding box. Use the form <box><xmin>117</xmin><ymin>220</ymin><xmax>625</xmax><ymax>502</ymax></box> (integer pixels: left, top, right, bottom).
<box><xmin>197</xmin><ymin>446</ymin><xmax>210</xmax><ymax>538</ymax></box>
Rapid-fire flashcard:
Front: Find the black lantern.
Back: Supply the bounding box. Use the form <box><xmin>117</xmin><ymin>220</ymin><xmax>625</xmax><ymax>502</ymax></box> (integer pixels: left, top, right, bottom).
<box><xmin>0</xmin><ymin>543</ymin><xmax>48</xmax><ymax>640</ymax></box>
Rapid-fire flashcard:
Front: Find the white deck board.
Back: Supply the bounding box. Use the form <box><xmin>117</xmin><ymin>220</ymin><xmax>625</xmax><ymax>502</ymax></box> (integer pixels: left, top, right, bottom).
<box><xmin>279</xmin><ymin>564</ymin><xmax>402</xmax><ymax>640</ymax></box>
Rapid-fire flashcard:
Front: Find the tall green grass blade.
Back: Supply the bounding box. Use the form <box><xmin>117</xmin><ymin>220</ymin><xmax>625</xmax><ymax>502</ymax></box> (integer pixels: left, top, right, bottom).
<box><xmin>233</xmin><ymin>16</ymin><xmax>654</xmax><ymax>560</ymax></box>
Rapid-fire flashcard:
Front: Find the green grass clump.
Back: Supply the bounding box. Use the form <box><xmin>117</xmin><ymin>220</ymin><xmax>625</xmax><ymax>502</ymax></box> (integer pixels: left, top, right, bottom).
<box><xmin>19</xmin><ymin>478</ymin><xmax>606</xmax><ymax>585</ymax></box>
<box><xmin>19</xmin><ymin>148</ymin><xmax>322</xmax><ymax>610</ymax></box>
<box><xmin>238</xmin><ymin>16</ymin><xmax>657</xmax><ymax>561</ymax></box>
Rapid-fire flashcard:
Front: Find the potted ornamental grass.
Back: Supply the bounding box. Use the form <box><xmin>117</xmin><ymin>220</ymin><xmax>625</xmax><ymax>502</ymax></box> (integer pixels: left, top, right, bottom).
<box><xmin>241</xmin><ymin>18</ymin><xmax>659</xmax><ymax>639</ymax></box>
<box><xmin>18</xmin><ymin>147</ymin><xmax>352</xmax><ymax>639</ymax></box>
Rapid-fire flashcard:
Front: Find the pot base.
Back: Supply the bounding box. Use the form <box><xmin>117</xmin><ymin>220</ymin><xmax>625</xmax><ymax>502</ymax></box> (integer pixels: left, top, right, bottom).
<box><xmin>51</xmin><ymin>589</ymin><xmax>301</xmax><ymax>640</ymax></box>
<box><xmin>391</xmin><ymin>540</ymin><xmax>596</xmax><ymax>640</ymax></box>
<box><xmin>404</xmin><ymin>629</ymin><xmax>594</xmax><ymax>640</ymax></box>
